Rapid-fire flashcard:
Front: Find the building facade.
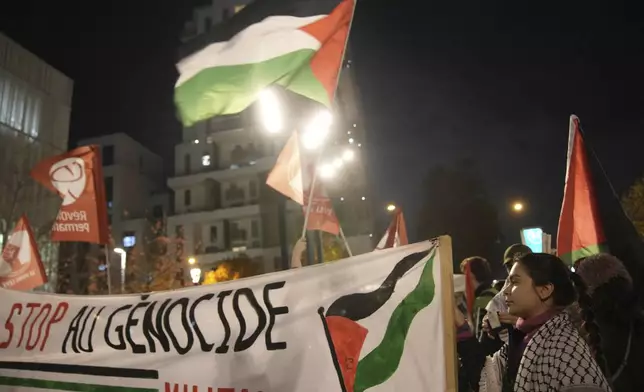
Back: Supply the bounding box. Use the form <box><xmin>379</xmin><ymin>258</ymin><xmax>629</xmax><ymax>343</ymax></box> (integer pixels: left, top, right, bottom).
<box><xmin>57</xmin><ymin>133</ymin><xmax>171</xmax><ymax>294</ymax></box>
<box><xmin>171</xmin><ymin>2</ymin><xmax>374</xmax><ymax>274</ymax></box>
<box><xmin>0</xmin><ymin>33</ymin><xmax>74</xmax><ymax>291</ymax></box>
<box><xmin>77</xmin><ymin>133</ymin><xmax>170</xmax><ymax>249</ymax></box>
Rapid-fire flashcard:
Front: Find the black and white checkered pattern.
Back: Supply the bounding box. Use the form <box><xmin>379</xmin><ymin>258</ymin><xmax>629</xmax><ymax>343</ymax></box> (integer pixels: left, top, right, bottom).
<box><xmin>483</xmin><ymin>312</ymin><xmax>611</xmax><ymax>392</ymax></box>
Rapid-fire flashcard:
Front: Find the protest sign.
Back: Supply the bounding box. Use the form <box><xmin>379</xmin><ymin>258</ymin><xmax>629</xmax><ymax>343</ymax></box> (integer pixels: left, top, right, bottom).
<box><xmin>0</xmin><ymin>237</ymin><xmax>456</xmax><ymax>392</ymax></box>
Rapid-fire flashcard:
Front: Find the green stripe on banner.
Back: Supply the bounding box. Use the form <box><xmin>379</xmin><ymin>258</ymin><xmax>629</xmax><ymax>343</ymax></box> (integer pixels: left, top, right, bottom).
<box><xmin>0</xmin><ymin>376</ymin><xmax>156</xmax><ymax>392</ymax></box>
<box><xmin>353</xmin><ymin>252</ymin><xmax>436</xmax><ymax>392</ymax></box>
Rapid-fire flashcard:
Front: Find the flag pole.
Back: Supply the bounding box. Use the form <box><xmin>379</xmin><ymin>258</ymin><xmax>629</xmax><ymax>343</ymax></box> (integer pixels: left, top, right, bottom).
<box><xmin>338</xmin><ymin>226</ymin><xmax>353</xmax><ymax>257</ymax></box>
<box><xmin>299</xmin><ymin>0</ymin><xmax>359</xmax><ymax>244</ymax></box>
<box><xmin>103</xmin><ymin>246</ymin><xmax>112</xmax><ymax>295</ymax></box>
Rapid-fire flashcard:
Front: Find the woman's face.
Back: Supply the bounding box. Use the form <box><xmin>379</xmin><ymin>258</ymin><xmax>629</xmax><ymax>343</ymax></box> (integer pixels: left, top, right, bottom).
<box><xmin>503</xmin><ymin>262</ymin><xmax>551</xmax><ymax>319</ymax></box>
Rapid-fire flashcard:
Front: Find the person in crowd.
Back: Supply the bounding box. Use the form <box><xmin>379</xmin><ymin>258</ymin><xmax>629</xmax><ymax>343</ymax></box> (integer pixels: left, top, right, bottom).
<box><xmin>456</xmin><ymin>253</ymin><xmax>611</xmax><ymax>392</ymax></box>
<box><xmin>460</xmin><ymin>256</ymin><xmax>497</xmax><ymax>339</ymax></box>
<box><xmin>482</xmin><ymin>244</ymin><xmax>533</xmax><ymax>346</ymax></box>
<box><xmin>575</xmin><ymin>253</ymin><xmax>644</xmax><ymax>392</ymax></box>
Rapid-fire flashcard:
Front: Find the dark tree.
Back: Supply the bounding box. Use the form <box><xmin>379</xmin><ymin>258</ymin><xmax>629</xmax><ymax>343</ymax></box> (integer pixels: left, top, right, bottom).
<box><xmin>417</xmin><ymin>161</ymin><xmax>501</xmax><ymax>271</ymax></box>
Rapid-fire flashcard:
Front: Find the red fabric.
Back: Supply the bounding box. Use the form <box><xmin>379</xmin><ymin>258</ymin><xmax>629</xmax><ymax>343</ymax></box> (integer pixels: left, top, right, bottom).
<box><xmin>299</xmin><ymin>0</ymin><xmax>354</xmax><ymax>101</ymax></box>
<box><xmin>326</xmin><ymin>315</ymin><xmax>368</xmax><ymax>392</ymax></box>
<box><xmin>30</xmin><ymin>145</ymin><xmax>109</xmax><ymax>244</ymax></box>
<box><xmin>0</xmin><ymin>215</ymin><xmax>47</xmax><ymax>291</ymax></box>
<box><xmin>557</xmin><ymin>116</ymin><xmax>605</xmax><ymax>258</ymax></box>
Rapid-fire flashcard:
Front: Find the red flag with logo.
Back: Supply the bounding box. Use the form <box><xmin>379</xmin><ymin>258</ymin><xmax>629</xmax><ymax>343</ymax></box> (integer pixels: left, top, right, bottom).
<box><xmin>303</xmin><ymin>168</ymin><xmax>340</xmax><ymax>235</ymax></box>
<box><xmin>30</xmin><ymin>145</ymin><xmax>109</xmax><ymax>244</ymax></box>
<box><xmin>0</xmin><ymin>215</ymin><xmax>47</xmax><ymax>290</ymax></box>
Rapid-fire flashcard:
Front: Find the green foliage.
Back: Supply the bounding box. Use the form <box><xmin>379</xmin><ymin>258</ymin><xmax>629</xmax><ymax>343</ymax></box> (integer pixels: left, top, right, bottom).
<box><xmin>417</xmin><ymin>161</ymin><xmax>501</xmax><ymax>270</ymax></box>
<box><xmin>622</xmin><ymin>177</ymin><xmax>644</xmax><ymax>238</ymax></box>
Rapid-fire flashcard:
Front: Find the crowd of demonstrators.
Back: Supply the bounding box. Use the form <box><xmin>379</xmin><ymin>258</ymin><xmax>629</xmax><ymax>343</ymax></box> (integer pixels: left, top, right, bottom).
<box><xmin>575</xmin><ymin>254</ymin><xmax>644</xmax><ymax>392</ymax></box>
<box><xmin>455</xmin><ymin>252</ymin><xmax>611</xmax><ymax>392</ymax></box>
<box><xmin>460</xmin><ymin>256</ymin><xmax>498</xmax><ymax>339</ymax></box>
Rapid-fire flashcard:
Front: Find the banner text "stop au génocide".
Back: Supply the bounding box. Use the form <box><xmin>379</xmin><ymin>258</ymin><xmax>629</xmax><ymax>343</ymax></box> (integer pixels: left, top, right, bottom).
<box><xmin>62</xmin><ymin>280</ymin><xmax>289</xmax><ymax>355</ymax></box>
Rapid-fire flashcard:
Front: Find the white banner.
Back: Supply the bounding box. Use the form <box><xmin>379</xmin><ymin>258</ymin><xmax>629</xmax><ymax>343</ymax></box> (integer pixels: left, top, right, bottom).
<box><xmin>0</xmin><ymin>238</ymin><xmax>456</xmax><ymax>392</ymax></box>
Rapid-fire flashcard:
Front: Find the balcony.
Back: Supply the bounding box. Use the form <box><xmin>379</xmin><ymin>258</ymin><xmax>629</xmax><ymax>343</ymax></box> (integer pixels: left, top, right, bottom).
<box><xmin>169</xmin><ymin>156</ymin><xmax>275</xmax><ymax>188</ymax></box>
<box><xmin>168</xmin><ymin>204</ymin><xmax>260</xmax><ymax>224</ymax></box>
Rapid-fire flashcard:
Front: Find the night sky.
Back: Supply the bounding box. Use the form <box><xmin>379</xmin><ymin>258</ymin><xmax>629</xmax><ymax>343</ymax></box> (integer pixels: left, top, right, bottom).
<box><xmin>2</xmin><ymin>0</ymin><xmax>643</xmax><ymax>248</ymax></box>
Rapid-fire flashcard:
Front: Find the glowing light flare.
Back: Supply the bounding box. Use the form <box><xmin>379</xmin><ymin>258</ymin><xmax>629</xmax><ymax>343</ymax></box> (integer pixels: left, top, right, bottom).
<box><xmin>342</xmin><ymin>149</ymin><xmax>355</xmax><ymax>162</ymax></box>
<box><xmin>301</xmin><ymin>110</ymin><xmax>333</xmax><ymax>150</ymax></box>
<box><xmin>386</xmin><ymin>204</ymin><xmax>396</xmax><ymax>212</ymax></box>
<box><xmin>512</xmin><ymin>202</ymin><xmax>524</xmax><ymax>212</ymax></box>
<box><xmin>318</xmin><ymin>163</ymin><xmax>336</xmax><ymax>179</ymax></box>
<box><xmin>258</xmin><ymin>89</ymin><xmax>283</xmax><ymax>134</ymax></box>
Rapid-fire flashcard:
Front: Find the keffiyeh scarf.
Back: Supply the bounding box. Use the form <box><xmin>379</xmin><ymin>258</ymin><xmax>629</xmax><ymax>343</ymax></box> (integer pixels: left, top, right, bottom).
<box><xmin>479</xmin><ymin>312</ymin><xmax>611</xmax><ymax>392</ymax></box>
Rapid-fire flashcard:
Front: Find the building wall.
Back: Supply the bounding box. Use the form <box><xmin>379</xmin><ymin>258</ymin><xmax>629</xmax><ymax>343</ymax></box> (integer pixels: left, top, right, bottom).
<box><xmin>0</xmin><ymin>33</ymin><xmax>74</xmax><ymax>292</ymax></box>
<box><xmin>78</xmin><ymin>133</ymin><xmax>169</xmax><ymax>245</ymax></box>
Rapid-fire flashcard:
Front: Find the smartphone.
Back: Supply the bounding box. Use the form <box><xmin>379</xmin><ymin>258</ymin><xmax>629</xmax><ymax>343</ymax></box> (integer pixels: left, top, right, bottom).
<box><xmin>487</xmin><ymin>311</ymin><xmax>502</xmax><ymax>331</ymax></box>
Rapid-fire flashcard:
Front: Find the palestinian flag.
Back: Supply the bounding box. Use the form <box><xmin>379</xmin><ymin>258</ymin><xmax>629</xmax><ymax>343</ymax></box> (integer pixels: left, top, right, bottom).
<box><xmin>175</xmin><ymin>0</ymin><xmax>355</xmax><ymax>126</ymax></box>
<box><xmin>319</xmin><ymin>248</ymin><xmax>437</xmax><ymax>392</ymax></box>
<box><xmin>374</xmin><ymin>209</ymin><xmax>408</xmax><ymax>250</ymax></box>
<box><xmin>557</xmin><ymin>115</ymin><xmax>644</xmax><ymax>293</ymax></box>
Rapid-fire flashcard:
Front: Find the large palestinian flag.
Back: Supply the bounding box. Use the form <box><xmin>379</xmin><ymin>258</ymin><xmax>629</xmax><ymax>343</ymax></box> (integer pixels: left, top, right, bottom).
<box><xmin>320</xmin><ymin>248</ymin><xmax>437</xmax><ymax>392</ymax></box>
<box><xmin>175</xmin><ymin>0</ymin><xmax>354</xmax><ymax>126</ymax></box>
<box><xmin>557</xmin><ymin>115</ymin><xmax>644</xmax><ymax>295</ymax></box>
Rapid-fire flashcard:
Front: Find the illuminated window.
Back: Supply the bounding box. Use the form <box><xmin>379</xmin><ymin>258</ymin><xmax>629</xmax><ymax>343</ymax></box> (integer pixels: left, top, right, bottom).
<box><xmin>123</xmin><ymin>235</ymin><xmax>136</xmax><ymax>248</ymax></box>
<box><xmin>202</xmin><ymin>154</ymin><xmax>211</xmax><ymax>166</ymax></box>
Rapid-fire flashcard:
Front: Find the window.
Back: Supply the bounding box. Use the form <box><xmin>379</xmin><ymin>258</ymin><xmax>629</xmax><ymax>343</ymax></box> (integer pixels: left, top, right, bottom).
<box><xmin>123</xmin><ymin>232</ymin><xmax>136</xmax><ymax>248</ymax></box>
<box><xmin>104</xmin><ymin>176</ymin><xmax>114</xmax><ymax>204</ymax></box>
<box><xmin>184</xmin><ymin>189</ymin><xmax>191</xmax><ymax>206</ymax></box>
<box><xmin>152</xmin><ymin>205</ymin><xmax>163</xmax><ymax>218</ymax></box>
<box><xmin>204</xmin><ymin>17</ymin><xmax>212</xmax><ymax>32</ymax></box>
<box><xmin>210</xmin><ymin>226</ymin><xmax>218</xmax><ymax>243</ymax></box>
<box><xmin>222</xmin><ymin>8</ymin><xmax>230</xmax><ymax>20</ymax></box>
<box><xmin>0</xmin><ymin>75</ymin><xmax>42</xmax><ymax>136</ymax></box>
<box><xmin>202</xmin><ymin>154</ymin><xmax>211</xmax><ymax>166</ymax></box>
<box><xmin>249</xmin><ymin>180</ymin><xmax>257</xmax><ymax>199</ymax></box>
<box><xmin>175</xmin><ymin>225</ymin><xmax>184</xmax><ymax>237</ymax></box>
<box><xmin>184</xmin><ymin>154</ymin><xmax>191</xmax><ymax>174</ymax></box>
<box><xmin>102</xmin><ymin>145</ymin><xmax>114</xmax><ymax>166</ymax></box>
<box><xmin>251</xmin><ymin>220</ymin><xmax>259</xmax><ymax>238</ymax></box>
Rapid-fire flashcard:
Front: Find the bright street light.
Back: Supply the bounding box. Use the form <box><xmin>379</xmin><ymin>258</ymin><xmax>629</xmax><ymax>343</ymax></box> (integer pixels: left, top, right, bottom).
<box><xmin>188</xmin><ymin>257</ymin><xmax>196</xmax><ymax>265</ymax></box>
<box><xmin>258</xmin><ymin>89</ymin><xmax>282</xmax><ymax>134</ymax></box>
<box><xmin>512</xmin><ymin>202</ymin><xmax>524</xmax><ymax>212</ymax></box>
<box><xmin>190</xmin><ymin>267</ymin><xmax>202</xmax><ymax>285</ymax></box>
<box><xmin>113</xmin><ymin>248</ymin><xmax>126</xmax><ymax>292</ymax></box>
<box><xmin>318</xmin><ymin>163</ymin><xmax>336</xmax><ymax>179</ymax></box>
<box><xmin>301</xmin><ymin>110</ymin><xmax>332</xmax><ymax>150</ymax></box>
<box><xmin>386</xmin><ymin>204</ymin><xmax>397</xmax><ymax>212</ymax></box>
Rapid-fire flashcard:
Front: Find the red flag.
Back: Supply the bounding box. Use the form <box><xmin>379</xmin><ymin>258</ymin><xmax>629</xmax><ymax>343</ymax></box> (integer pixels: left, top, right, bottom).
<box><xmin>303</xmin><ymin>180</ymin><xmax>340</xmax><ymax>235</ymax></box>
<box><xmin>30</xmin><ymin>145</ymin><xmax>109</xmax><ymax>244</ymax></box>
<box><xmin>556</xmin><ymin>115</ymin><xmax>607</xmax><ymax>264</ymax></box>
<box><xmin>266</xmin><ymin>132</ymin><xmax>304</xmax><ymax>205</ymax></box>
<box><xmin>0</xmin><ymin>215</ymin><xmax>47</xmax><ymax>291</ymax></box>
<box><xmin>375</xmin><ymin>209</ymin><xmax>409</xmax><ymax>250</ymax></box>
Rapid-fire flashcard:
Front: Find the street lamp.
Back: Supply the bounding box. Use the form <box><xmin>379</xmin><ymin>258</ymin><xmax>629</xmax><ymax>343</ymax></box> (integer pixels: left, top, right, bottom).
<box><xmin>188</xmin><ymin>257</ymin><xmax>196</xmax><ymax>265</ymax></box>
<box><xmin>113</xmin><ymin>248</ymin><xmax>126</xmax><ymax>293</ymax></box>
<box><xmin>512</xmin><ymin>202</ymin><xmax>524</xmax><ymax>213</ymax></box>
<box><xmin>301</xmin><ymin>110</ymin><xmax>333</xmax><ymax>150</ymax></box>
<box><xmin>190</xmin><ymin>267</ymin><xmax>202</xmax><ymax>285</ymax></box>
<box><xmin>386</xmin><ymin>204</ymin><xmax>397</xmax><ymax>212</ymax></box>
<box><xmin>258</xmin><ymin>89</ymin><xmax>282</xmax><ymax>133</ymax></box>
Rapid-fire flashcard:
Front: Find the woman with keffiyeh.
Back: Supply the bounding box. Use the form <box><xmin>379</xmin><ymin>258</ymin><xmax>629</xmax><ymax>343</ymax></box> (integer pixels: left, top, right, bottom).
<box><xmin>455</xmin><ymin>252</ymin><xmax>611</xmax><ymax>392</ymax></box>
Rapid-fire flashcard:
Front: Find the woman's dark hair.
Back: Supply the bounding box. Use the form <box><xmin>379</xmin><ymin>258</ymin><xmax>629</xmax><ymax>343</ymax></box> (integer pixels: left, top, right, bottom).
<box><xmin>460</xmin><ymin>256</ymin><xmax>492</xmax><ymax>284</ymax></box>
<box><xmin>515</xmin><ymin>253</ymin><xmax>609</xmax><ymax>376</ymax></box>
